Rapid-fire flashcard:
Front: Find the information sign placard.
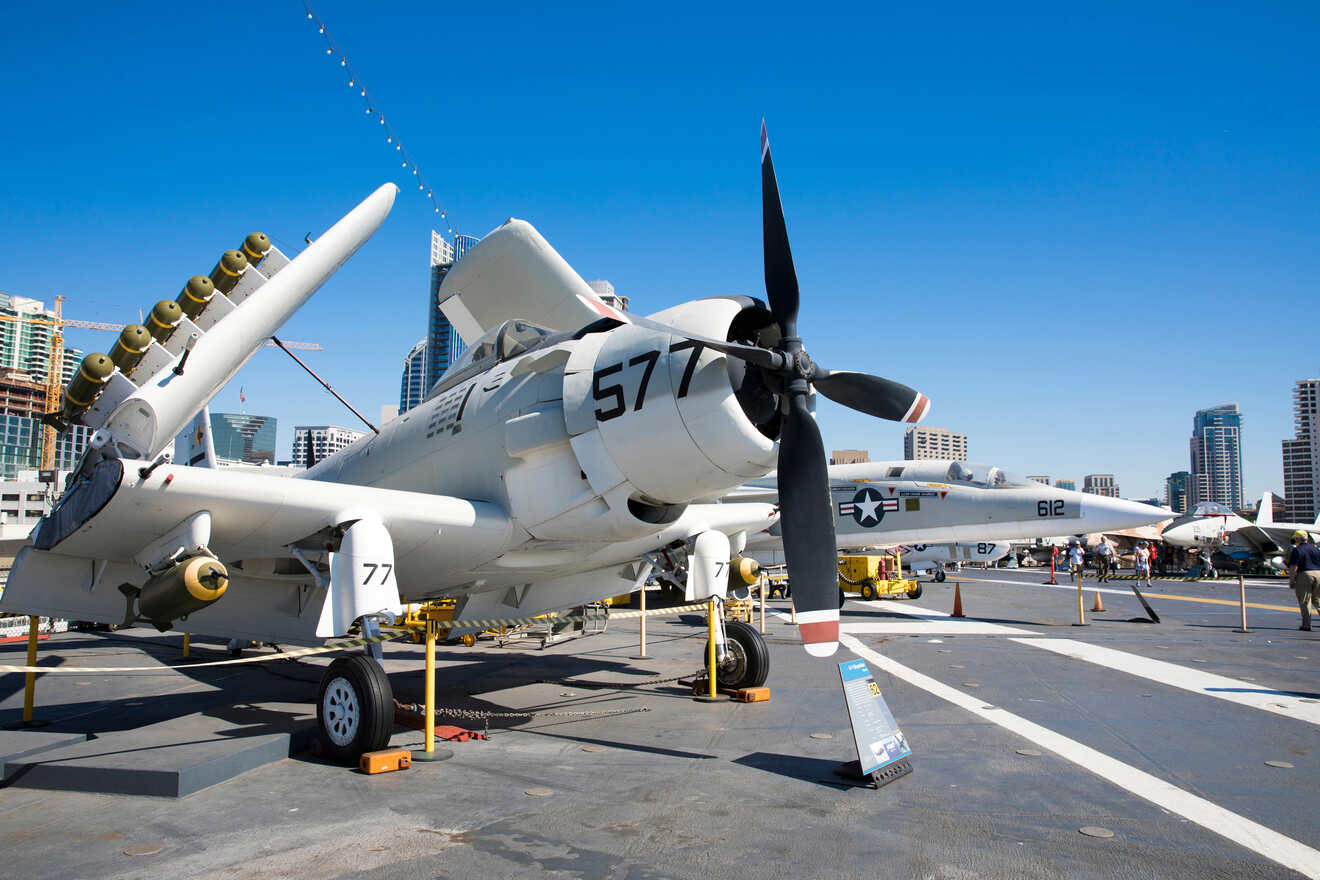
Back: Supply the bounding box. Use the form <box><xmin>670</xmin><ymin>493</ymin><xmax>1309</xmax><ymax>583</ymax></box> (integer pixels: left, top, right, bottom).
<box><xmin>838</xmin><ymin>658</ymin><xmax>912</xmax><ymax>785</ymax></box>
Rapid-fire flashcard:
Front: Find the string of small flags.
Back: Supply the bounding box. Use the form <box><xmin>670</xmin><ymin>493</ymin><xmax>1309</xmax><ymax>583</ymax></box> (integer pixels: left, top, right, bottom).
<box><xmin>300</xmin><ymin>0</ymin><xmax>456</xmax><ymax>237</ymax></box>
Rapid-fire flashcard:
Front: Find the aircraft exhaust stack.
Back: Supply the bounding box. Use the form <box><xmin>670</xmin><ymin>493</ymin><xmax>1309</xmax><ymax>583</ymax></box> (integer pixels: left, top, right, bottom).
<box><xmin>57</xmin><ymin>183</ymin><xmax>397</xmax><ymax>460</ymax></box>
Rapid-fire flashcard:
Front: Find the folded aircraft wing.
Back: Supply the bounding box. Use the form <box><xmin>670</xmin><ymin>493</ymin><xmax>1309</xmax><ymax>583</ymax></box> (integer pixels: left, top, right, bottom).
<box><xmin>436</xmin><ymin>219</ymin><xmax>622</xmax><ymax>343</ymax></box>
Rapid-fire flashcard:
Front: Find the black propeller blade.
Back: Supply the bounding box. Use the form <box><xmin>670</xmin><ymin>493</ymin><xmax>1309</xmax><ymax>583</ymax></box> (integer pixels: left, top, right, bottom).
<box><xmin>617</xmin><ymin>124</ymin><xmax>932</xmax><ymax>656</ymax></box>
<box><xmin>761</xmin><ymin>121</ymin><xmax>800</xmax><ymax>336</ymax></box>
<box><xmin>812</xmin><ymin>370</ymin><xmax>930</xmax><ymax>424</ymax></box>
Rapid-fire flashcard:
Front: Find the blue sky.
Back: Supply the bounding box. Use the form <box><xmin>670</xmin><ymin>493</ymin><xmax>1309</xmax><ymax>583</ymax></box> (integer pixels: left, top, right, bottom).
<box><xmin>1</xmin><ymin>2</ymin><xmax>1316</xmax><ymax>502</ymax></box>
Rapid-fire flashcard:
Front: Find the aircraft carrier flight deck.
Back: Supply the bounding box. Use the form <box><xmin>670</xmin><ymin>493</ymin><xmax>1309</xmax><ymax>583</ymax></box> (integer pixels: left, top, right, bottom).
<box><xmin>1</xmin><ymin>568</ymin><xmax>1315</xmax><ymax>880</ymax></box>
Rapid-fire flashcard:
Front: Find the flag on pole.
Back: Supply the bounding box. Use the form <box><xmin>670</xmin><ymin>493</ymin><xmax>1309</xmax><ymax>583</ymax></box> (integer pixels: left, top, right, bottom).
<box><xmin>240</xmin><ymin>386</ymin><xmax>246</xmax><ymax>403</ymax></box>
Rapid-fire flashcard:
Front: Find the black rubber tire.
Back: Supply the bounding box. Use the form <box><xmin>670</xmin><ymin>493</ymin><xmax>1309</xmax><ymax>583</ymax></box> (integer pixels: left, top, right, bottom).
<box><xmin>860</xmin><ymin>581</ymin><xmax>876</xmax><ymax>601</ymax></box>
<box><xmin>705</xmin><ymin>620</ymin><xmax>770</xmax><ymax>689</ymax></box>
<box><xmin>907</xmin><ymin>583</ymin><xmax>924</xmax><ymax>600</ymax></box>
<box><xmin>934</xmin><ymin>570</ymin><xmax>946</xmax><ymax>583</ymax></box>
<box><xmin>317</xmin><ymin>654</ymin><xmax>394</xmax><ymax>764</ymax></box>
<box><xmin>838</xmin><ymin>586</ymin><xmax>846</xmax><ymax>608</ymax></box>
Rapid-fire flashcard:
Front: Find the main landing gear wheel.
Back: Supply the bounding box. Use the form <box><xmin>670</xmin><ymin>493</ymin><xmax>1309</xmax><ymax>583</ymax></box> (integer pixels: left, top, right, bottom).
<box><xmin>859</xmin><ymin>581</ymin><xmax>877</xmax><ymax>601</ymax></box>
<box><xmin>317</xmin><ymin>654</ymin><xmax>394</xmax><ymax>764</ymax></box>
<box><xmin>934</xmin><ymin>569</ymin><xmax>946</xmax><ymax>583</ymax></box>
<box><xmin>705</xmin><ymin>620</ymin><xmax>770</xmax><ymax>690</ymax></box>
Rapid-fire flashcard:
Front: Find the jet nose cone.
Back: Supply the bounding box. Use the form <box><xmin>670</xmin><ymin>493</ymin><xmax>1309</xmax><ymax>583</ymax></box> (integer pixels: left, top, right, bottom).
<box><xmin>1080</xmin><ymin>497</ymin><xmax>1171</xmax><ymax>533</ymax></box>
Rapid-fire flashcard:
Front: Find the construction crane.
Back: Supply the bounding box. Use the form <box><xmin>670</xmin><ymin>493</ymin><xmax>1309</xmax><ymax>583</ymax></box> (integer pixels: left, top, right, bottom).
<box><xmin>0</xmin><ymin>302</ymin><xmax>322</xmax><ymax>471</ymax></box>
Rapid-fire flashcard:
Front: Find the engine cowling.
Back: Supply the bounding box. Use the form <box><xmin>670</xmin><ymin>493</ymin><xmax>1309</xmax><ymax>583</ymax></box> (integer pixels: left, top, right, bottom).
<box><xmin>561</xmin><ymin>297</ymin><xmax>781</xmax><ymax>511</ymax></box>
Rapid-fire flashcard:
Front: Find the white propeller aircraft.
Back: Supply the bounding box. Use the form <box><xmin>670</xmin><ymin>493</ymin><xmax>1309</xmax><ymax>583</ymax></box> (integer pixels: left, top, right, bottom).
<box><xmin>2</xmin><ymin>126</ymin><xmax>931</xmax><ymax>762</ymax></box>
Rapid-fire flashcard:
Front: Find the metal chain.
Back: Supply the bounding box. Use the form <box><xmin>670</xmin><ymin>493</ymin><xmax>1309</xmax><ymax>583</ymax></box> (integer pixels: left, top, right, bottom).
<box><xmin>537</xmin><ymin>668</ymin><xmax>706</xmax><ymax>689</ymax></box>
<box><xmin>396</xmin><ymin>700</ymin><xmax>651</xmax><ymax>720</ymax></box>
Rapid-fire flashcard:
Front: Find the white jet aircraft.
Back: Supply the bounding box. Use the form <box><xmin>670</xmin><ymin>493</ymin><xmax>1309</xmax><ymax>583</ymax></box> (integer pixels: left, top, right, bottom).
<box><xmin>1161</xmin><ymin>492</ymin><xmax>1318</xmax><ymax>570</ymax></box>
<box><xmin>732</xmin><ymin>460</ymin><xmax>1169</xmax><ymax>558</ymax></box>
<box><xmin>1</xmin><ymin>127</ymin><xmax>930</xmax><ymax>761</ymax></box>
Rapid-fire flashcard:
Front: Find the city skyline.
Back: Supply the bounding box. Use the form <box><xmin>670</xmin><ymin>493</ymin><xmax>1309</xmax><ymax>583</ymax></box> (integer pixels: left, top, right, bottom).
<box><xmin>2</xmin><ymin>5</ymin><xmax>1314</xmax><ymax>497</ymax></box>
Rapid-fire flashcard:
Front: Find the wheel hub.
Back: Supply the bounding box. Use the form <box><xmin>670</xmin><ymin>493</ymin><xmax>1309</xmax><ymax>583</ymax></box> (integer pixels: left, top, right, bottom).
<box><xmin>322</xmin><ymin>675</ymin><xmax>360</xmax><ymax>747</ymax></box>
<box><xmin>718</xmin><ymin>639</ymin><xmax>748</xmax><ymax>686</ymax></box>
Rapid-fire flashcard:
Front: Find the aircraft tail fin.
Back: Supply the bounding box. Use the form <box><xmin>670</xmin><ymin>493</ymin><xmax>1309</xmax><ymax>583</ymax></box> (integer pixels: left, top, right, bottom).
<box><xmin>176</xmin><ymin>406</ymin><xmax>217</xmax><ymax>468</ymax></box>
<box><xmin>1258</xmin><ymin>491</ymin><xmax>1274</xmax><ymax>525</ymax></box>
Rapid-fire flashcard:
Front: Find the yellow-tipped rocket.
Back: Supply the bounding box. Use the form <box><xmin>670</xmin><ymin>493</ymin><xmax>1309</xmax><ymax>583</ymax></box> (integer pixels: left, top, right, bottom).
<box><xmin>241</xmin><ymin>232</ymin><xmax>271</xmax><ymax>268</ymax></box>
<box><xmin>147</xmin><ymin>299</ymin><xmax>183</xmax><ymax>343</ymax></box>
<box><xmin>62</xmin><ymin>353</ymin><xmax>114</xmax><ymax>421</ymax></box>
<box><xmin>209</xmin><ymin>250</ymin><xmax>247</xmax><ymax>294</ymax></box>
<box><xmin>109</xmin><ymin>324</ymin><xmax>152</xmax><ymax>375</ymax></box>
<box><xmin>177</xmin><ymin>275</ymin><xmax>215</xmax><ymax>319</ymax></box>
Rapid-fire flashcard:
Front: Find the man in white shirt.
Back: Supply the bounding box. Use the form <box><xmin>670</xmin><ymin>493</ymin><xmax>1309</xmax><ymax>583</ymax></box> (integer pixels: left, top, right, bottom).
<box><xmin>1095</xmin><ymin>538</ymin><xmax>1114</xmax><ymax>583</ymax></box>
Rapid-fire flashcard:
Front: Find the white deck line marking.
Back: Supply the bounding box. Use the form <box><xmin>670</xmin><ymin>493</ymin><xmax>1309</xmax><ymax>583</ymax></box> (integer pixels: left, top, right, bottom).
<box><xmin>842</xmin><ymin>621</ymin><xmax>1036</xmax><ymax>636</ymax></box>
<box><xmin>839</xmin><ymin>634</ymin><xmax>1320</xmax><ymax>879</ymax></box>
<box><xmin>1014</xmin><ymin>638</ymin><xmax>1320</xmax><ymax>726</ymax></box>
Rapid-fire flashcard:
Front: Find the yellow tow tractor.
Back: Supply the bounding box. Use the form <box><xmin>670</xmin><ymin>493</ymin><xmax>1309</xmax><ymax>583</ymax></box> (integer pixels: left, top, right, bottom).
<box><xmin>838</xmin><ymin>552</ymin><xmax>923</xmax><ymax>602</ymax></box>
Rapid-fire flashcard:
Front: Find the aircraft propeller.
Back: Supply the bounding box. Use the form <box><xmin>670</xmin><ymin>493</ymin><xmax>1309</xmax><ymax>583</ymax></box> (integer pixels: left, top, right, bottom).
<box><xmin>626</xmin><ymin>123</ymin><xmax>931</xmax><ymax>657</ymax></box>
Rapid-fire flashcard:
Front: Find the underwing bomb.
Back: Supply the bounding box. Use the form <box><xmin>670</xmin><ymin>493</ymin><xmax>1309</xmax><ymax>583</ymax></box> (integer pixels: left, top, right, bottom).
<box><xmin>136</xmin><ymin>556</ymin><xmax>229</xmax><ymax>631</ymax></box>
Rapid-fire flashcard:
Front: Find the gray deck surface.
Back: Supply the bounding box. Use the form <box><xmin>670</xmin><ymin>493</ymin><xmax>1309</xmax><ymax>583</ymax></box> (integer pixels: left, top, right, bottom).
<box><xmin>0</xmin><ymin>569</ymin><xmax>1316</xmax><ymax>879</ymax></box>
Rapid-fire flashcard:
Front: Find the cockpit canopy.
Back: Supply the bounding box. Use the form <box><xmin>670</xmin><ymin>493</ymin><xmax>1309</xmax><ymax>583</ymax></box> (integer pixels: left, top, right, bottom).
<box><xmin>874</xmin><ymin>460</ymin><xmax>1034</xmax><ymax>489</ymax></box>
<box><xmin>428</xmin><ymin>319</ymin><xmax>557</xmax><ymax>399</ymax></box>
<box><xmin>1189</xmin><ymin>501</ymin><xmax>1235</xmax><ymax>517</ymax></box>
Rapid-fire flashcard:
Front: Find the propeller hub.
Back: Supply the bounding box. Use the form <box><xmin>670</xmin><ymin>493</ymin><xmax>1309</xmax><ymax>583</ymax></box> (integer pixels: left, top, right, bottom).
<box><xmin>793</xmin><ymin>349</ymin><xmax>814</xmax><ymax>380</ymax></box>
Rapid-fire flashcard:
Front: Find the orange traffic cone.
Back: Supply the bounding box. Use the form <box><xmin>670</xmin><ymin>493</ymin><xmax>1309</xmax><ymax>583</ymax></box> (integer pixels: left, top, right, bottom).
<box><xmin>1092</xmin><ymin>590</ymin><xmax>1104</xmax><ymax>612</ymax></box>
<box><xmin>951</xmin><ymin>582</ymin><xmax>965</xmax><ymax>618</ymax></box>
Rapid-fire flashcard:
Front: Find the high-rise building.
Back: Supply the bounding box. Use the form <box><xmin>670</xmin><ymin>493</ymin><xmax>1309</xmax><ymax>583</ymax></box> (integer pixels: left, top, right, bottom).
<box><xmin>903</xmin><ymin>426</ymin><xmax>967</xmax><ymax>461</ymax></box>
<box><xmin>830</xmin><ymin>449</ymin><xmax>870</xmax><ymax>465</ymax></box>
<box><xmin>1082</xmin><ymin>474</ymin><xmax>1119</xmax><ymax>498</ymax></box>
<box><xmin>292</xmin><ymin>425</ymin><xmax>366</xmax><ymax>468</ymax></box>
<box><xmin>0</xmin><ymin>293</ymin><xmax>82</xmax><ymax>384</ymax></box>
<box><xmin>1165</xmin><ymin>470</ymin><xmax>1191</xmax><ymax>514</ymax></box>
<box><xmin>1026</xmin><ymin>475</ymin><xmax>1051</xmax><ymax>485</ymax></box>
<box><xmin>398</xmin><ymin>339</ymin><xmax>427</xmax><ymax>414</ymax></box>
<box><xmin>0</xmin><ymin>367</ymin><xmax>91</xmax><ymax>478</ymax></box>
<box><xmin>209</xmin><ymin>412</ymin><xmax>276</xmax><ymax>465</ymax></box>
<box><xmin>1282</xmin><ymin>378</ymin><xmax>1319</xmax><ymax>523</ymax></box>
<box><xmin>424</xmin><ymin>232</ymin><xmax>470</xmax><ymax>394</ymax></box>
<box><xmin>1190</xmin><ymin>403</ymin><xmax>1243</xmax><ymax>510</ymax></box>
<box><xmin>1054</xmin><ymin>479</ymin><xmax>1076</xmax><ymax>491</ymax></box>
<box><xmin>587</xmin><ymin>280</ymin><xmax>629</xmax><ymax>312</ymax></box>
